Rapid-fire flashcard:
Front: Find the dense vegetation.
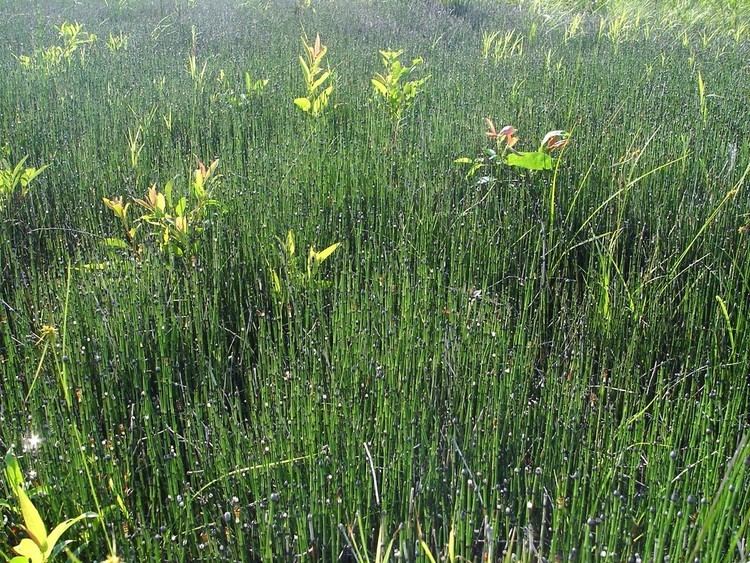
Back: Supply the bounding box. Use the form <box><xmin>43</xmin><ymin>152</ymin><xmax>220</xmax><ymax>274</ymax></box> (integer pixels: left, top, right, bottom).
<box><xmin>0</xmin><ymin>0</ymin><xmax>749</xmax><ymax>560</ymax></box>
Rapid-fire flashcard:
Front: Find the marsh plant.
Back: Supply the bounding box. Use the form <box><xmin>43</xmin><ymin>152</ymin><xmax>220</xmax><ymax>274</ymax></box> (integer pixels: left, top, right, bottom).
<box><xmin>293</xmin><ymin>34</ymin><xmax>333</xmax><ymax>117</ymax></box>
<box><xmin>1</xmin><ymin>0</ymin><xmax>749</xmax><ymax>560</ymax></box>
<box><xmin>268</xmin><ymin>229</ymin><xmax>340</xmax><ymax>304</ymax></box>
<box><xmin>17</xmin><ymin>21</ymin><xmax>97</xmax><ymax>72</ymax></box>
<box><xmin>456</xmin><ymin>118</ymin><xmax>569</xmax><ymax>180</ymax></box>
<box><xmin>371</xmin><ymin>49</ymin><xmax>429</xmax><ymax>140</ymax></box>
<box><xmin>214</xmin><ymin>69</ymin><xmax>269</xmax><ymax>107</ymax></box>
<box><xmin>0</xmin><ymin>146</ymin><xmax>48</xmax><ymax>213</ymax></box>
<box><xmin>103</xmin><ymin>158</ymin><xmax>221</xmax><ymax>260</ymax></box>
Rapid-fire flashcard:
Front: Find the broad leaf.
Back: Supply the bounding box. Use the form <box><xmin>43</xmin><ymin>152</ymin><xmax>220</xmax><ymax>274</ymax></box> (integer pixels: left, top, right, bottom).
<box><xmin>298</xmin><ymin>56</ymin><xmax>311</xmax><ymax>85</ymax></box>
<box><xmin>45</xmin><ymin>512</ymin><xmax>98</xmax><ymax>558</ymax></box>
<box><xmin>175</xmin><ymin>196</ymin><xmax>187</xmax><ymax>218</ymax></box>
<box><xmin>371</xmin><ymin>77</ymin><xmax>389</xmax><ymax>97</ymax></box>
<box><xmin>13</xmin><ymin>538</ymin><xmax>43</xmax><ymax>563</ymax></box>
<box><xmin>163</xmin><ymin>179</ymin><xmax>174</xmax><ymax>208</ymax></box>
<box><xmin>466</xmin><ymin>162</ymin><xmax>483</xmax><ymax>179</ymax></box>
<box><xmin>312</xmin><ymin>85</ymin><xmax>333</xmax><ymax>115</ymax></box>
<box><xmin>5</xmin><ymin>452</ymin><xmax>24</xmax><ymax>492</ymax></box>
<box><xmin>314</xmin><ymin>242</ymin><xmax>340</xmax><ymax>263</ymax></box>
<box><xmin>310</xmin><ymin>70</ymin><xmax>331</xmax><ymax>93</ymax></box>
<box><xmin>103</xmin><ymin>238</ymin><xmax>129</xmax><ymax>250</ymax></box>
<box><xmin>505</xmin><ymin>150</ymin><xmax>553</xmax><ymax>171</ymax></box>
<box><xmin>294</xmin><ymin>97</ymin><xmax>311</xmax><ymax>112</ymax></box>
<box><xmin>20</xmin><ymin>164</ymin><xmax>49</xmax><ymax>189</ymax></box>
<box><xmin>270</xmin><ymin>269</ymin><xmax>282</xmax><ymax>294</ymax></box>
<box><xmin>285</xmin><ymin>230</ymin><xmax>295</xmax><ymax>257</ymax></box>
<box><xmin>17</xmin><ymin>486</ymin><xmax>48</xmax><ymax>548</ymax></box>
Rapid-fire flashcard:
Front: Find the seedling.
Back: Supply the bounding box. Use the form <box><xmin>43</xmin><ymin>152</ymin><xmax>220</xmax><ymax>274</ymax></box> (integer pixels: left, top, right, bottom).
<box><xmin>106</xmin><ymin>32</ymin><xmax>128</xmax><ymax>53</ymax></box>
<box><xmin>3</xmin><ymin>452</ymin><xmax>97</xmax><ymax>562</ymax></box>
<box><xmin>103</xmin><ymin>158</ymin><xmax>222</xmax><ymax>259</ymax></box>
<box><xmin>186</xmin><ymin>26</ymin><xmax>208</xmax><ymax>91</ymax></box>
<box><xmin>214</xmin><ymin>70</ymin><xmax>268</xmax><ymax>107</ymax></box>
<box><xmin>244</xmin><ymin>71</ymin><xmax>269</xmax><ymax>97</ymax></box>
<box><xmin>16</xmin><ymin>21</ymin><xmax>96</xmax><ymax>72</ymax></box>
<box><xmin>126</xmin><ymin>125</ymin><xmax>144</xmax><ymax>171</ymax></box>
<box><xmin>269</xmin><ymin>230</ymin><xmax>340</xmax><ymax>300</ymax></box>
<box><xmin>0</xmin><ymin>145</ymin><xmax>48</xmax><ymax>212</ymax></box>
<box><xmin>455</xmin><ymin>118</ymin><xmax>569</xmax><ymax>182</ymax></box>
<box><xmin>294</xmin><ymin>34</ymin><xmax>333</xmax><ymax>117</ymax></box>
<box><xmin>371</xmin><ymin>49</ymin><xmax>429</xmax><ymax>139</ymax></box>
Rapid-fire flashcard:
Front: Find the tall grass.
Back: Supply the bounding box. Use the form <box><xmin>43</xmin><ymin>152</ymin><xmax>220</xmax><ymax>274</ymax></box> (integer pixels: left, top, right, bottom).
<box><xmin>0</xmin><ymin>0</ymin><xmax>748</xmax><ymax>560</ymax></box>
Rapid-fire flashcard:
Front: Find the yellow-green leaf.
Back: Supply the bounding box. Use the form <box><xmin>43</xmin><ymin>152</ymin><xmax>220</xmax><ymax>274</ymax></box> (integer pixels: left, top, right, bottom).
<box><xmin>419</xmin><ymin>540</ymin><xmax>437</xmax><ymax>563</ymax></box>
<box><xmin>164</xmin><ymin>179</ymin><xmax>174</xmax><ymax>208</ymax></box>
<box><xmin>294</xmin><ymin>97</ymin><xmax>311</xmax><ymax>112</ymax></box>
<box><xmin>371</xmin><ymin>77</ymin><xmax>389</xmax><ymax>97</ymax></box>
<box><xmin>270</xmin><ymin>269</ymin><xmax>282</xmax><ymax>294</ymax></box>
<box><xmin>155</xmin><ymin>192</ymin><xmax>166</xmax><ymax>213</ymax></box>
<box><xmin>103</xmin><ymin>237</ymin><xmax>129</xmax><ymax>250</ymax></box>
<box><xmin>299</xmin><ymin>56</ymin><xmax>311</xmax><ymax>85</ymax></box>
<box><xmin>285</xmin><ymin>230</ymin><xmax>295</xmax><ymax>256</ymax></box>
<box><xmin>312</xmin><ymin>85</ymin><xmax>333</xmax><ymax>115</ymax></box>
<box><xmin>17</xmin><ymin>486</ymin><xmax>47</xmax><ymax>549</ymax></box>
<box><xmin>505</xmin><ymin>150</ymin><xmax>553</xmax><ymax>171</ymax></box>
<box><xmin>45</xmin><ymin>512</ymin><xmax>98</xmax><ymax>558</ymax></box>
<box><xmin>4</xmin><ymin>452</ymin><xmax>24</xmax><ymax>492</ymax></box>
<box><xmin>310</xmin><ymin>70</ymin><xmax>331</xmax><ymax>93</ymax></box>
<box><xmin>314</xmin><ymin>242</ymin><xmax>340</xmax><ymax>263</ymax></box>
<box><xmin>13</xmin><ymin>538</ymin><xmax>43</xmax><ymax>563</ymax></box>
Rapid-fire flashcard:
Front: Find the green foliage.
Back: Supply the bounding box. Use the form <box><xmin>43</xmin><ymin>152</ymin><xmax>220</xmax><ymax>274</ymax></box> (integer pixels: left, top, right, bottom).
<box><xmin>481</xmin><ymin>29</ymin><xmax>524</xmax><ymax>62</ymax></box>
<box><xmin>294</xmin><ymin>34</ymin><xmax>333</xmax><ymax>117</ymax></box>
<box><xmin>0</xmin><ymin>145</ymin><xmax>48</xmax><ymax>212</ymax></box>
<box><xmin>102</xmin><ymin>158</ymin><xmax>222</xmax><ymax>259</ymax></box>
<box><xmin>371</xmin><ymin>49</ymin><xmax>429</xmax><ymax>127</ymax></box>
